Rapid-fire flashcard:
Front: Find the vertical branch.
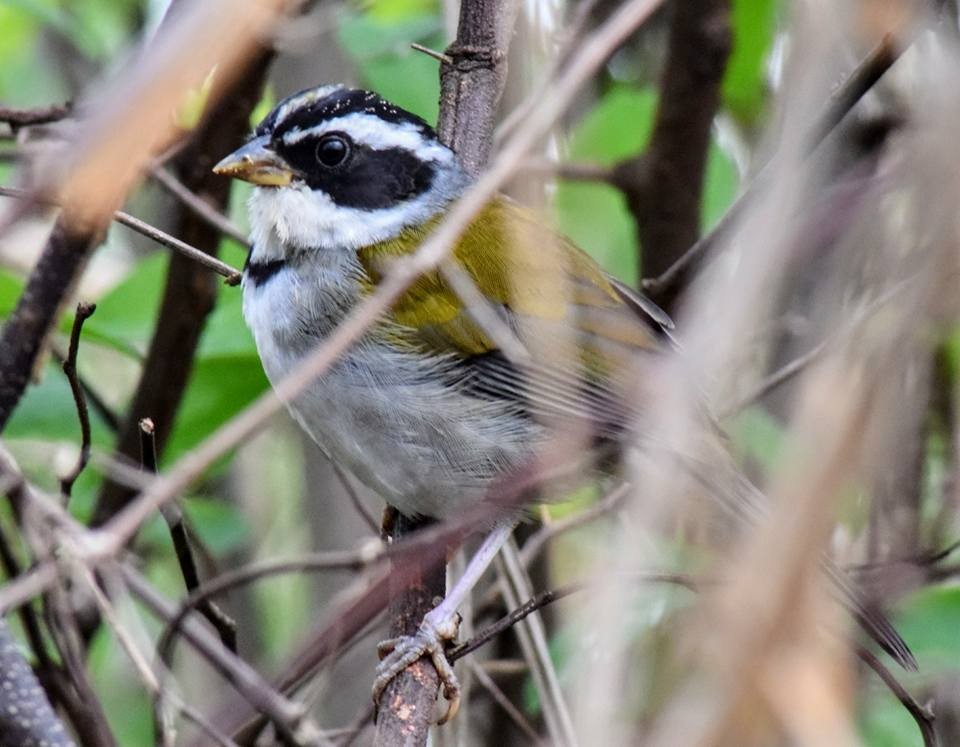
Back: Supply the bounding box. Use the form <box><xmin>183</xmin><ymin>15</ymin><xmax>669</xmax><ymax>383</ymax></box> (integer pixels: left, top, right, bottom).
<box><xmin>375</xmin><ymin>5</ymin><xmax>517</xmax><ymax>742</ymax></box>
<box><xmin>613</xmin><ymin>0</ymin><xmax>731</xmax><ymax>308</ymax></box>
<box><xmin>373</xmin><ymin>512</ymin><xmax>447</xmax><ymax>747</ymax></box>
<box><xmin>438</xmin><ymin>0</ymin><xmax>519</xmax><ymax>176</ymax></box>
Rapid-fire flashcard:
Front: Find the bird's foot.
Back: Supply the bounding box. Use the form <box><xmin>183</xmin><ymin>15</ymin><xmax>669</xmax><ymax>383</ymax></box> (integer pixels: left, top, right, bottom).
<box><xmin>373</xmin><ymin>608</ymin><xmax>462</xmax><ymax>724</ymax></box>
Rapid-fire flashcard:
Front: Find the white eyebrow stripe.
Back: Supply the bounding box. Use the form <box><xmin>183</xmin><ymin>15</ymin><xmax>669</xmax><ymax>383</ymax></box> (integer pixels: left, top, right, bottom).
<box><xmin>281</xmin><ymin>112</ymin><xmax>449</xmax><ymax>161</ymax></box>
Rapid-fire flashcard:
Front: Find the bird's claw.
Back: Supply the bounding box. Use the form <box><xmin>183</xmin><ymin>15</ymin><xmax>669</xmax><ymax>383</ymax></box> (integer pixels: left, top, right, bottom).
<box><xmin>373</xmin><ymin>615</ymin><xmax>461</xmax><ymax>724</ymax></box>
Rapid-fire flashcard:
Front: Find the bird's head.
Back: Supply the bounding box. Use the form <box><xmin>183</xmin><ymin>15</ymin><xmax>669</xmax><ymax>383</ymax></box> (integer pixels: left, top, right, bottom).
<box><xmin>214</xmin><ymin>85</ymin><xmax>469</xmax><ymax>253</ymax></box>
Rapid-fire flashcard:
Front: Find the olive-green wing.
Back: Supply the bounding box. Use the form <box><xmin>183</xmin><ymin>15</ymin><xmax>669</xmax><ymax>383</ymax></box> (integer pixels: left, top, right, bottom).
<box><xmin>357</xmin><ymin>196</ymin><xmax>663</xmax><ymax>427</ymax></box>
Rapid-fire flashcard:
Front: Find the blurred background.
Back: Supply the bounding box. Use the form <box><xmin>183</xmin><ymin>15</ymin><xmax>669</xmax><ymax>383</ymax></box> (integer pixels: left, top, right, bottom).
<box><xmin>1</xmin><ymin>0</ymin><xmax>959</xmax><ymax>745</ymax></box>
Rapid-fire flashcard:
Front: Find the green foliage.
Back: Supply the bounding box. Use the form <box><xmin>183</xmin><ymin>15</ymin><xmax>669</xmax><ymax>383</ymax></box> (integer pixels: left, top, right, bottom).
<box><xmin>553</xmin><ymin>85</ymin><xmax>739</xmax><ymax>282</ymax></box>
<box><xmin>337</xmin><ymin>4</ymin><xmax>444</xmax><ymax>123</ymax></box>
<box><xmin>553</xmin><ymin>86</ymin><xmax>657</xmax><ymax>283</ymax></box>
<box><xmin>861</xmin><ymin>584</ymin><xmax>960</xmax><ymax>745</ymax></box>
<box><xmin>723</xmin><ymin>0</ymin><xmax>779</xmax><ymax>126</ymax></box>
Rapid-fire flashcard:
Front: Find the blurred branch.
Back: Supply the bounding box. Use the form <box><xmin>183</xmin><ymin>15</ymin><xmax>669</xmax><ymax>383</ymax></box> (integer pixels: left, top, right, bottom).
<box><xmin>0</xmin><ymin>186</ymin><xmax>243</xmax><ymax>284</ymax></box>
<box><xmin>91</xmin><ymin>28</ymin><xmax>274</xmax><ymax>527</ymax></box>
<box><xmin>0</xmin><ymin>215</ymin><xmax>103</xmax><ymax>431</ymax></box>
<box><xmin>642</xmin><ymin>31</ymin><xmax>907</xmax><ymax>304</ymax></box>
<box><xmin>0</xmin><ymin>102</ymin><xmax>72</xmax><ymax>129</ymax></box>
<box><xmin>0</xmin><ymin>619</ymin><xmax>75</xmax><ymax>747</ymax></box>
<box><xmin>60</xmin><ymin>302</ymin><xmax>96</xmax><ymax>499</ymax></box>
<box><xmin>857</xmin><ymin>646</ymin><xmax>937</xmax><ymax>747</ymax></box>
<box><xmin>613</xmin><ymin>0</ymin><xmax>732</xmax><ymax>305</ymax></box>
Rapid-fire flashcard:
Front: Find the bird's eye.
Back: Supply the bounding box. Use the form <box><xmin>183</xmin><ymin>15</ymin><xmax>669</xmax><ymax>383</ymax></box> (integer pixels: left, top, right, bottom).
<box><xmin>315</xmin><ymin>134</ymin><xmax>350</xmax><ymax>167</ymax></box>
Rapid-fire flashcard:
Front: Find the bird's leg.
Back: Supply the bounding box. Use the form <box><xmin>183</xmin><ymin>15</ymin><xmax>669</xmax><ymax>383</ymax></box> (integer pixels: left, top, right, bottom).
<box><xmin>374</xmin><ymin>520</ymin><xmax>517</xmax><ymax>723</ymax></box>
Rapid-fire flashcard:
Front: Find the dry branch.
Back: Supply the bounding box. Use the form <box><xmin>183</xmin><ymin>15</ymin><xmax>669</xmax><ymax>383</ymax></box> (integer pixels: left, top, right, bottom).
<box><xmin>91</xmin><ymin>29</ymin><xmax>274</xmax><ymax>526</ymax></box>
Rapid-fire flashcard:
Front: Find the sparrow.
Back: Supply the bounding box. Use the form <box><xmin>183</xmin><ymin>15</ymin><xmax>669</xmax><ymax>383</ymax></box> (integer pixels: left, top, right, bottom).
<box><xmin>213</xmin><ymin>84</ymin><xmax>913</xmax><ymax>720</ymax></box>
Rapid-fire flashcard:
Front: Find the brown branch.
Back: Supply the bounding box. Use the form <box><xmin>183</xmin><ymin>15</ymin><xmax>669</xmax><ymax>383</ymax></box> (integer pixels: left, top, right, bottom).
<box><xmin>375</xmin><ymin>3</ymin><xmax>518</xmax><ymax>743</ymax></box>
<box><xmin>90</xmin><ymin>37</ymin><xmax>273</xmax><ymax>527</ymax></box>
<box><xmin>0</xmin><ymin>215</ymin><xmax>103</xmax><ymax>431</ymax></box>
<box><xmin>613</xmin><ymin>0</ymin><xmax>731</xmax><ymax>308</ymax></box>
<box><xmin>436</xmin><ymin>0</ymin><xmax>519</xmax><ymax>177</ymax></box>
<box><xmin>0</xmin><ymin>102</ymin><xmax>72</xmax><ymax>129</ymax></box>
<box><xmin>60</xmin><ymin>302</ymin><xmax>97</xmax><ymax>498</ymax></box>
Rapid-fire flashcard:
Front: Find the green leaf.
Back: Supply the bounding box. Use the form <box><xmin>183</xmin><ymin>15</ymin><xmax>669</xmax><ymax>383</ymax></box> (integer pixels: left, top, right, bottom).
<box><xmin>723</xmin><ymin>0</ymin><xmax>779</xmax><ymax>125</ymax></box>
<box><xmin>4</xmin><ymin>360</ymin><xmax>114</xmax><ymax>447</ymax></box>
<box><xmin>76</xmin><ymin>252</ymin><xmax>168</xmax><ymax>356</ymax></box>
<box><xmin>337</xmin><ymin>9</ymin><xmax>444</xmax><ymax>123</ymax></box>
<box><xmin>893</xmin><ymin>583</ymin><xmax>960</xmax><ymax>666</ymax></box>
<box><xmin>164</xmin><ymin>354</ymin><xmax>269</xmax><ymax>462</ymax></box>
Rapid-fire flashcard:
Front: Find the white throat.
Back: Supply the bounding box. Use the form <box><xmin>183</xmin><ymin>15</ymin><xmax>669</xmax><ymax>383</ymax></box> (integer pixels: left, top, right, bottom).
<box><xmin>247</xmin><ymin>159</ymin><xmax>469</xmax><ymax>263</ymax></box>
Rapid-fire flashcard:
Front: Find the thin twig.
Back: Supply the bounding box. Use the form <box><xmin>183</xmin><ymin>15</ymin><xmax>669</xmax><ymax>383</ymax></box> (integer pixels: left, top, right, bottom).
<box><xmin>60</xmin><ymin>302</ymin><xmax>97</xmax><ymax>498</ymax></box>
<box><xmin>51</xmin><ymin>345</ymin><xmax>121</xmax><ymax>431</ymax></box>
<box><xmin>0</xmin><ymin>102</ymin><xmax>72</xmax><ymax>128</ymax></box>
<box><xmin>410</xmin><ymin>42</ymin><xmax>452</xmax><ymax>64</ymax></box>
<box><xmin>857</xmin><ymin>645</ymin><xmax>937</xmax><ymax>747</ymax></box>
<box><xmin>157</xmin><ymin>547</ymin><xmax>381</xmax><ymax>667</ymax></box>
<box><xmin>151</xmin><ymin>166</ymin><xmax>250</xmax><ymax>246</ymax></box>
<box><xmin>140</xmin><ymin>418</ymin><xmax>237</xmax><ymax>653</ymax></box>
<box><xmin>0</xmin><ymin>186</ymin><xmax>243</xmax><ymax>285</ymax></box>
<box><xmin>467</xmin><ymin>659</ymin><xmax>543</xmax><ymax>744</ymax></box>
<box><xmin>519</xmin><ymin>482</ymin><xmax>630</xmax><ymax>568</ymax></box>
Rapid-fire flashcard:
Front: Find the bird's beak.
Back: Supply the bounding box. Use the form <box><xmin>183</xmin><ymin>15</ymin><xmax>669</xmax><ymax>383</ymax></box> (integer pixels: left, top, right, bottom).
<box><xmin>213</xmin><ymin>135</ymin><xmax>294</xmax><ymax>186</ymax></box>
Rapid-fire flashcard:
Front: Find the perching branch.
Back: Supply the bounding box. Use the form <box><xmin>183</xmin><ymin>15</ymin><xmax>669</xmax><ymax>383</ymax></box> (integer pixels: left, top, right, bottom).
<box><xmin>375</xmin><ymin>3</ymin><xmax>519</xmax><ymax>742</ymax></box>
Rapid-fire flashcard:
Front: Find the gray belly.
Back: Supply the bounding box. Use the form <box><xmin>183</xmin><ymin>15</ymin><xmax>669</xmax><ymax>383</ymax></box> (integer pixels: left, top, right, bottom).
<box><xmin>242</xmin><ymin>262</ymin><xmax>535</xmax><ymax>517</ymax></box>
